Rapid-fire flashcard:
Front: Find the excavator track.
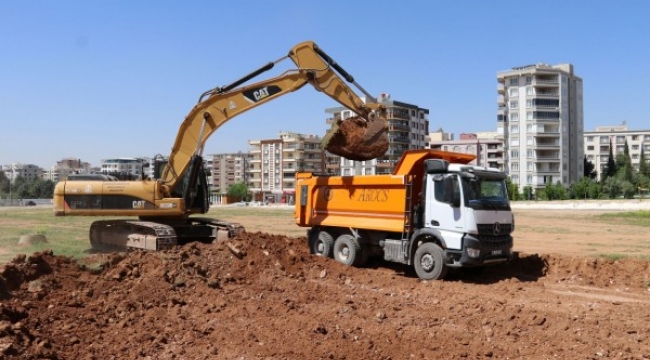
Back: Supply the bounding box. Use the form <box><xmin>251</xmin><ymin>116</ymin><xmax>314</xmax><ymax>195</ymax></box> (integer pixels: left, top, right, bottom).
<box><xmin>89</xmin><ymin>217</ymin><xmax>245</xmax><ymax>252</ymax></box>
<box><xmin>90</xmin><ymin>220</ymin><xmax>178</xmax><ymax>251</ymax></box>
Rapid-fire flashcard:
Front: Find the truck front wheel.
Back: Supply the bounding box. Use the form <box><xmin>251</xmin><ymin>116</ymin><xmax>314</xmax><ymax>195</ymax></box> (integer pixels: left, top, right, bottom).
<box><xmin>309</xmin><ymin>230</ymin><xmax>334</xmax><ymax>258</ymax></box>
<box><xmin>333</xmin><ymin>234</ymin><xmax>362</xmax><ymax>266</ymax></box>
<box><xmin>413</xmin><ymin>242</ymin><xmax>448</xmax><ymax>280</ymax></box>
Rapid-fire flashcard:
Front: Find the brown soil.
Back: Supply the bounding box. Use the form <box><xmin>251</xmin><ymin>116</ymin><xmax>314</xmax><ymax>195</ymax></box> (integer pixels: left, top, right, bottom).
<box><xmin>325</xmin><ymin>116</ymin><xmax>389</xmax><ymax>161</ymax></box>
<box><xmin>2</xmin><ymin>222</ymin><xmax>650</xmax><ymax>359</ymax></box>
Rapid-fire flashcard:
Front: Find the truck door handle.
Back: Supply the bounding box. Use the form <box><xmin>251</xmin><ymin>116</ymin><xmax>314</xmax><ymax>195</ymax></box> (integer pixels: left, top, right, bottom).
<box><xmin>430</xmin><ymin>220</ymin><xmax>440</xmax><ymax>226</ymax></box>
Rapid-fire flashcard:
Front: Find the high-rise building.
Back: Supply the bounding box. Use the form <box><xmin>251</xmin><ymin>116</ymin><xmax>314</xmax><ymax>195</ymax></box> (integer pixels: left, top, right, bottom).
<box><xmin>584</xmin><ymin>124</ymin><xmax>650</xmax><ymax>180</ymax></box>
<box><xmin>325</xmin><ymin>93</ymin><xmax>429</xmax><ymax>176</ymax></box>
<box><xmin>248</xmin><ymin>132</ymin><xmax>325</xmax><ymax>204</ymax></box>
<box><xmin>497</xmin><ymin>64</ymin><xmax>583</xmax><ymax>191</ymax></box>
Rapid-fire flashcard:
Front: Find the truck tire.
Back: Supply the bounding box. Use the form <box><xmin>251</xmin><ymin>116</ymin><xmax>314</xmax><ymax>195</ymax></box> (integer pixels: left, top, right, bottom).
<box><xmin>413</xmin><ymin>242</ymin><xmax>448</xmax><ymax>280</ymax></box>
<box><xmin>333</xmin><ymin>234</ymin><xmax>362</xmax><ymax>266</ymax></box>
<box><xmin>309</xmin><ymin>231</ymin><xmax>334</xmax><ymax>258</ymax></box>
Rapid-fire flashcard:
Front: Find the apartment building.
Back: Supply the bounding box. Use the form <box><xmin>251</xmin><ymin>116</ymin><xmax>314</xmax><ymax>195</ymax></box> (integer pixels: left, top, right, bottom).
<box><xmin>248</xmin><ymin>132</ymin><xmax>325</xmax><ymax>204</ymax></box>
<box><xmin>325</xmin><ymin>93</ymin><xmax>429</xmax><ymax>176</ymax></box>
<box><xmin>497</xmin><ymin>63</ymin><xmax>584</xmax><ymax>190</ymax></box>
<box><xmin>208</xmin><ymin>152</ymin><xmax>251</xmax><ymax>193</ymax></box>
<box><xmin>428</xmin><ymin>130</ymin><xmax>505</xmax><ymax>170</ymax></box>
<box><xmin>100</xmin><ymin>158</ymin><xmax>146</xmax><ymax>179</ymax></box>
<box><xmin>42</xmin><ymin>158</ymin><xmax>93</xmax><ymax>182</ymax></box>
<box><xmin>1</xmin><ymin>163</ymin><xmax>42</xmax><ymax>183</ymax></box>
<box><xmin>584</xmin><ymin>124</ymin><xmax>650</xmax><ymax>180</ymax></box>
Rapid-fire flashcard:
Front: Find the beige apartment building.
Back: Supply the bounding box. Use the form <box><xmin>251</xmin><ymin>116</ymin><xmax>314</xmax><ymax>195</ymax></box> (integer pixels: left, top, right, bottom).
<box><xmin>325</xmin><ymin>93</ymin><xmax>429</xmax><ymax>176</ymax></box>
<box><xmin>248</xmin><ymin>132</ymin><xmax>324</xmax><ymax>204</ymax></box>
<box><xmin>497</xmin><ymin>63</ymin><xmax>584</xmax><ymax>191</ymax></box>
<box><xmin>208</xmin><ymin>152</ymin><xmax>250</xmax><ymax>193</ymax></box>
<box><xmin>584</xmin><ymin>124</ymin><xmax>650</xmax><ymax>180</ymax></box>
<box><xmin>42</xmin><ymin>158</ymin><xmax>93</xmax><ymax>182</ymax></box>
<box><xmin>428</xmin><ymin>130</ymin><xmax>505</xmax><ymax>170</ymax></box>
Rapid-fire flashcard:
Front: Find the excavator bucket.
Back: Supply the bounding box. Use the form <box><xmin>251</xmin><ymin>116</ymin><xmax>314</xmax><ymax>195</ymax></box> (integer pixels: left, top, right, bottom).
<box><xmin>322</xmin><ymin>116</ymin><xmax>389</xmax><ymax>161</ymax></box>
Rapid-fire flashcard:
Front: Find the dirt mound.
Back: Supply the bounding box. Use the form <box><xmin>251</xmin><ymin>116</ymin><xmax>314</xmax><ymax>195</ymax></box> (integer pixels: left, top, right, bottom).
<box><xmin>1</xmin><ymin>232</ymin><xmax>649</xmax><ymax>359</ymax></box>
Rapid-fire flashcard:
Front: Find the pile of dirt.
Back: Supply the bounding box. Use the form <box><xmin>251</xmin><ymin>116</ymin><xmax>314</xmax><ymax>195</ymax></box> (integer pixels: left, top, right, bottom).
<box><xmin>1</xmin><ymin>232</ymin><xmax>649</xmax><ymax>359</ymax></box>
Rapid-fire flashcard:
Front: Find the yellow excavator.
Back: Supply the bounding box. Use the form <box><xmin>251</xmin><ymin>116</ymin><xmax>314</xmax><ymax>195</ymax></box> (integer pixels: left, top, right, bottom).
<box><xmin>53</xmin><ymin>40</ymin><xmax>389</xmax><ymax>251</ymax></box>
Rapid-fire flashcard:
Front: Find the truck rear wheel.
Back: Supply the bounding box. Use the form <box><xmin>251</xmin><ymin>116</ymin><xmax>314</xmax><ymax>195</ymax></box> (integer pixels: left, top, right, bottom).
<box><xmin>333</xmin><ymin>234</ymin><xmax>362</xmax><ymax>266</ymax></box>
<box><xmin>413</xmin><ymin>242</ymin><xmax>448</xmax><ymax>280</ymax></box>
<box><xmin>309</xmin><ymin>230</ymin><xmax>334</xmax><ymax>258</ymax></box>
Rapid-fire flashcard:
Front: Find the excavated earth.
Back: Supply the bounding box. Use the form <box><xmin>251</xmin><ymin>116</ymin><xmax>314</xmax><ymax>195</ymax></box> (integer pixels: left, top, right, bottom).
<box><xmin>1</xmin><ymin>231</ymin><xmax>650</xmax><ymax>359</ymax></box>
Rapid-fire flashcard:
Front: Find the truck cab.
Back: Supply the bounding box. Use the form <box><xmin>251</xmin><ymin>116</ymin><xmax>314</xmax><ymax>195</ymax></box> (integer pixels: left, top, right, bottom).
<box><xmin>422</xmin><ymin>160</ymin><xmax>514</xmax><ymax>271</ymax></box>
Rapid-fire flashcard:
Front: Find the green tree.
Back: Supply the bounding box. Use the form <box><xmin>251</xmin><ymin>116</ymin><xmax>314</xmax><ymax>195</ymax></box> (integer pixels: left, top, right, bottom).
<box><xmin>0</xmin><ymin>171</ymin><xmax>8</xmax><ymax>194</ymax></box>
<box><xmin>603</xmin><ymin>140</ymin><xmax>617</xmax><ymax>180</ymax></box>
<box><xmin>227</xmin><ymin>181</ymin><xmax>249</xmax><ymax>201</ymax></box>
<box><xmin>602</xmin><ymin>177</ymin><xmax>622</xmax><ymax>199</ymax></box>
<box><xmin>505</xmin><ymin>178</ymin><xmax>520</xmax><ymax>200</ymax></box>
<box><xmin>522</xmin><ymin>186</ymin><xmax>534</xmax><ymax>200</ymax></box>
<box><xmin>640</xmin><ymin>148</ymin><xmax>650</xmax><ymax>178</ymax></box>
<box><xmin>583</xmin><ymin>155</ymin><xmax>597</xmax><ymax>179</ymax></box>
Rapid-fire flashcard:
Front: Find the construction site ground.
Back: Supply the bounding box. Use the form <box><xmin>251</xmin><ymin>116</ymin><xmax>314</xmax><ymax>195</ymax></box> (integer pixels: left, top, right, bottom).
<box><xmin>1</xmin><ymin>207</ymin><xmax>650</xmax><ymax>359</ymax></box>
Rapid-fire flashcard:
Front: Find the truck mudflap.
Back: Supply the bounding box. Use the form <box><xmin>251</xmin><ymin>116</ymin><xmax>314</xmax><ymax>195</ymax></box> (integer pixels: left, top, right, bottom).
<box><xmin>447</xmin><ymin>234</ymin><xmax>513</xmax><ymax>267</ymax></box>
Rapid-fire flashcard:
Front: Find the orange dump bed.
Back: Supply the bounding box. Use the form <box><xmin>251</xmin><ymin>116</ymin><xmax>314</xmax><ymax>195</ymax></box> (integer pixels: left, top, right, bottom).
<box><xmin>294</xmin><ymin>150</ymin><xmax>474</xmax><ymax>232</ymax></box>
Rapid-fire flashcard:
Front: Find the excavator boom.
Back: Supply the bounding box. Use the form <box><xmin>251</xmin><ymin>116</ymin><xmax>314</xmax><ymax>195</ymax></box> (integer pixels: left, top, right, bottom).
<box><xmin>161</xmin><ymin>41</ymin><xmax>388</xmax><ymax>192</ymax></box>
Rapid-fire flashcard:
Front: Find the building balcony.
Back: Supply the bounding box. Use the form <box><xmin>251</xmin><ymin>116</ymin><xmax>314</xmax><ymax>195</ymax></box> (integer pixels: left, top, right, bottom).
<box><xmin>533</xmin><ymin>91</ymin><xmax>559</xmax><ymax>98</ymax></box>
<box><xmin>533</xmin><ymin>156</ymin><xmax>560</xmax><ymax>162</ymax></box>
<box><xmin>534</xmin><ymin>168</ymin><xmax>561</xmax><ymax>174</ymax></box>
<box><xmin>497</xmin><ymin>83</ymin><xmax>505</xmax><ymax>94</ymax></box>
<box><xmin>534</xmin><ymin>141</ymin><xmax>560</xmax><ymax>148</ymax></box>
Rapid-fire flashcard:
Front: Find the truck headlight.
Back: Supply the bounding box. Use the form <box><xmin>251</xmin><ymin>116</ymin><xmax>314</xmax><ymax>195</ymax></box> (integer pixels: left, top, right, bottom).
<box><xmin>467</xmin><ymin>248</ymin><xmax>481</xmax><ymax>258</ymax></box>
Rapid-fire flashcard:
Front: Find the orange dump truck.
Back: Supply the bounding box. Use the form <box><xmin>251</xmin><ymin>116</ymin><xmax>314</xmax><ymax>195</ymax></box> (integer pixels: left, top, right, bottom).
<box><xmin>294</xmin><ymin>149</ymin><xmax>514</xmax><ymax>280</ymax></box>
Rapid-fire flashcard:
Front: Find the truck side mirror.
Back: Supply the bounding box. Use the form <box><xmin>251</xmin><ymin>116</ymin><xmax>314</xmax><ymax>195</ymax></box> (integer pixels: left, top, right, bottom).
<box><xmin>442</xmin><ymin>177</ymin><xmax>461</xmax><ymax>207</ymax></box>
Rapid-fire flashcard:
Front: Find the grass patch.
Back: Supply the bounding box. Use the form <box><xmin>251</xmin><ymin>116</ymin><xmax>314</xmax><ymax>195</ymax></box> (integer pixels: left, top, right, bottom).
<box><xmin>598</xmin><ymin>211</ymin><xmax>650</xmax><ymax>227</ymax></box>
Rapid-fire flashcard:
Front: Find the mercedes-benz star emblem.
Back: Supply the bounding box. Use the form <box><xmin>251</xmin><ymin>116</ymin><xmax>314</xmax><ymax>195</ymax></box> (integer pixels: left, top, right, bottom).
<box><xmin>493</xmin><ymin>222</ymin><xmax>501</xmax><ymax>236</ymax></box>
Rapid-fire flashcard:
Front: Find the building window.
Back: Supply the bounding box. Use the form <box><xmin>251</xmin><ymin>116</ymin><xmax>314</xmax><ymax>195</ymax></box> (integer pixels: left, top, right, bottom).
<box><xmin>525</xmin><ymin>76</ymin><xmax>532</xmax><ymax>84</ymax></box>
<box><xmin>509</xmin><ymin>88</ymin><xmax>518</xmax><ymax>96</ymax></box>
<box><xmin>509</xmin><ymin>78</ymin><xmax>518</xmax><ymax>85</ymax></box>
<box><xmin>510</xmin><ymin>137</ymin><xmax>519</xmax><ymax>146</ymax></box>
<box><xmin>526</xmin><ymin>112</ymin><xmax>533</xmax><ymax>120</ymax></box>
<box><xmin>526</xmin><ymin>100</ymin><xmax>533</xmax><ymax>108</ymax></box>
<box><xmin>511</xmin><ymin>125</ymin><xmax>519</xmax><ymax>133</ymax></box>
<box><xmin>510</xmin><ymin>113</ymin><xmax>519</xmax><ymax>122</ymax></box>
<box><xmin>527</xmin><ymin>149</ymin><xmax>533</xmax><ymax>158</ymax></box>
<box><xmin>526</xmin><ymin>175</ymin><xmax>532</xmax><ymax>184</ymax></box>
<box><xmin>511</xmin><ymin>150</ymin><xmax>519</xmax><ymax>159</ymax></box>
<box><xmin>587</xmin><ymin>145</ymin><xmax>594</xmax><ymax>151</ymax></box>
<box><xmin>511</xmin><ymin>162</ymin><xmax>519</xmax><ymax>171</ymax></box>
<box><xmin>509</xmin><ymin>101</ymin><xmax>518</xmax><ymax>109</ymax></box>
<box><xmin>587</xmin><ymin>136</ymin><xmax>594</xmax><ymax>142</ymax></box>
<box><xmin>526</xmin><ymin>86</ymin><xmax>533</xmax><ymax>95</ymax></box>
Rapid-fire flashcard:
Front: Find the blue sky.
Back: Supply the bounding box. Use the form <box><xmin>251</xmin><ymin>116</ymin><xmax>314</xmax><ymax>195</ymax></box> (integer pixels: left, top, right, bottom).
<box><xmin>1</xmin><ymin>1</ymin><xmax>648</xmax><ymax>168</ymax></box>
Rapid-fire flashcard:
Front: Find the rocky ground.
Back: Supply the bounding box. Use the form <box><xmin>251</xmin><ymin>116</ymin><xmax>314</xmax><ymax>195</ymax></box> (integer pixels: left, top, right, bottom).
<box><xmin>1</xmin><ymin>230</ymin><xmax>650</xmax><ymax>359</ymax></box>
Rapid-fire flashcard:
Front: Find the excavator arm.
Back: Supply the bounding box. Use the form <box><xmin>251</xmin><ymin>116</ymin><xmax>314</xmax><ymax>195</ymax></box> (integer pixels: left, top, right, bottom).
<box><xmin>161</xmin><ymin>41</ymin><xmax>388</xmax><ymax>192</ymax></box>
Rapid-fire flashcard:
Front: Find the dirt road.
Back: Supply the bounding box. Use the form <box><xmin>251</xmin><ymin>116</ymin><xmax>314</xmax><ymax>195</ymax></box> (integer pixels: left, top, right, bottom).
<box><xmin>1</xmin><ymin>208</ymin><xmax>649</xmax><ymax>359</ymax></box>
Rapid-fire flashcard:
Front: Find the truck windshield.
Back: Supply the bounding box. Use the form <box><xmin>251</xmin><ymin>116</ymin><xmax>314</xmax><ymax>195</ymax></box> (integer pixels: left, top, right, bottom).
<box><xmin>462</xmin><ymin>177</ymin><xmax>510</xmax><ymax>211</ymax></box>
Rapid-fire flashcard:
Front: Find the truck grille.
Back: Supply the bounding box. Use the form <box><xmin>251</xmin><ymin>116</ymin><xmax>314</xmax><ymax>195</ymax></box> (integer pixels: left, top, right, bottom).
<box><xmin>477</xmin><ymin>223</ymin><xmax>513</xmax><ymax>236</ymax></box>
<box><xmin>476</xmin><ymin>235</ymin><xmax>512</xmax><ymax>249</ymax></box>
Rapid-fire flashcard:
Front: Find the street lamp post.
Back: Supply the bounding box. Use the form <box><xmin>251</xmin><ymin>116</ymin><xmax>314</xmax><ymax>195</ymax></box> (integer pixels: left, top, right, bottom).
<box><xmin>8</xmin><ymin>166</ymin><xmax>13</xmax><ymax>207</ymax></box>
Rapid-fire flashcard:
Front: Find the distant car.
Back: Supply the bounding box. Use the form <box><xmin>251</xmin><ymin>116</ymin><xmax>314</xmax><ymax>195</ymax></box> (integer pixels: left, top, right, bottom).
<box><xmin>25</xmin><ymin>201</ymin><xmax>36</xmax><ymax>206</ymax></box>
